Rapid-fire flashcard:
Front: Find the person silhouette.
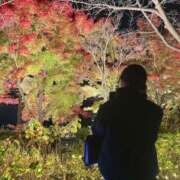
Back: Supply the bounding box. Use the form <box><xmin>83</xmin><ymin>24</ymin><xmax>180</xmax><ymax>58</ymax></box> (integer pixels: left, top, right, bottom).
<box><xmin>92</xmin><ymin>64</ymin><xmax>163</xmax><ymax>180</ymax></box>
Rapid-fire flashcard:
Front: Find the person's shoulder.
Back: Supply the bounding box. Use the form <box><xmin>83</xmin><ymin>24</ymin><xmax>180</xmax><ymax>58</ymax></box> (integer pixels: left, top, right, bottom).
<box><xmin>109</xmin><ymin>91</ymin><xmax>117</xmax><ymax>100</ymax></box>
<box><xmin>146</xmin><ymin>100</ymin><xmax>162</xmax><ymax>110</ymax></box>
<box><xmin>146</xmin><ymin>100</ymin><xmax>163</xmax><ymax>117</ymax></box>
<box><xmin>109</xmin><ymin>87</ymin><xmax>126</xmax><ymax>99</ymax></box>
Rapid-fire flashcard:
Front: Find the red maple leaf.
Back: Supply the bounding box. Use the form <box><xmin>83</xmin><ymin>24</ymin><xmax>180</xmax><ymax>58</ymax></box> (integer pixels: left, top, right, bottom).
<box><xmin>0</xmin><ymin>97</ymin><xmax>19</xmax><ymax>105</ymax></box>
<box><xmin>137</xmin><ymin>18</ymin><xmax>148</xmax><ymax>31</ymax></box>
<box><xmin>18</xmin><ymin>46</ymin><xmax>29</xmax><ymax>55</ymax></box>
<box><xmin>75</xmin><ymin>12</ymin><xmax>94</xmax><ymax>33</ymax></box>
<box><xmin>148</xmin><ymin>72</ymin><xmax>160</xmax><ymax>81</ymax></box>
<box><xmin>0</xmin><ymin>5</ymin><xmax>14</xmax><ymax>28</ymax></box>
<box><xmin>72</xmin><ymin>105</ymin><xmax>82</xmax><ymax>114</ymax></box>
<box><xmin>3</xmin><ymin>80</ymin><xmax>17</xmax><ymax>91</ymax></box>
<box><xmin>174</xmin><ymin>52</ymin><xmax>180</xmax><ymax>59</ymax></box>
<box><xmin>38</xmin><ymin>10</ymin><xmax>49</xmax><ymax>17</ymax></box>
<box><xmin>0</xmin><ymin>46</ymin><xmax>3</xmax><ymax>53</ymax></box>
<box><xmin>21</xmin><ymin>109</ymin><xmax>34</xmax><ymax>121</ymax></box>
<box><xmin>13</xmin><ymin>0</ymin><xmax>35</xmax><ymax>9</ymax></box>
<box><xmin>38</xmin><ymin>69</ymin><xmax>47</xmax><ymax>78</ymax></box>
<box><xmin>149</xmin><ymin>14</ymin><xmax>162</xmax><ymax>27</ymax></box>
<box><xmin>19</xmin><ymin>19</ymin><xmax>31</xmax><ymax>29</ymax></box>
<box><xmin>8</xmin><ymin>44</ymin><xmax>18</xmax><ymax>54</ymax></box>
<box><xmin>51</xmin><ymin>1</ymin><xmax>74</xmax><ymax>17</ymax></box>
<box><xmin>20</xmin><ymin>33</ymin><xmax>36</xmax><ymax>44</ymax></box>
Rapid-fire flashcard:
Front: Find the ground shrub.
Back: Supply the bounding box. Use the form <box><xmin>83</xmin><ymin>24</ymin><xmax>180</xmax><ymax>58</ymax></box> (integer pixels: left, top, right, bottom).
<box><xmin>0</xmin><ymin>127</ymin><xmax>179</xmax><ymax>180</ymax></box>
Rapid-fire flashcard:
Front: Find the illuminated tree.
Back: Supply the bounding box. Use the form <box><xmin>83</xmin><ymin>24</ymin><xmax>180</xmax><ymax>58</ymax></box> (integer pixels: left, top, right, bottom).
<box><xmin>0</xmin><ymin>0</ymin><xmax>179</xmax><ymax>126</ymax></box>
<box><xmin>64</xmin><ymin>0</ymin><xmax>180</xmax><ymax>52</ymax></box>
<box><xmin>0</xmin><ymin>0</ymin><xmax>95</xmax><ymax>123</ymax></box>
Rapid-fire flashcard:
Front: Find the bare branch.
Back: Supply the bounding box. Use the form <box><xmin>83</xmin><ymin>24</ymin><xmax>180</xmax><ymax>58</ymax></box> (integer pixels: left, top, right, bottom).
<box><xmin>152</xmin><ymin>0</ymin><xmax>180</xmax><ymax>43</ymax></box>
<box><xmin>137</xmin><ymin>0</ymin><xmax>180</xmax><ymax>52</ymax></box>
<box><xmin>1</xmin><ymin>0</ymin><xmax>179</xmax><ymax>51</ymax></box>
<box><xmin>62</xmin><ymin>0</ymin><xmax>161</xmax><ymax>16</ymax></box>
<box><xmin>65</xmin><ymin>0</ymin><xmax>180</xmax><ymax>51</ymax></box>
<box><xmin>0</xmin><ymin>0</ymin><xmax>13</xmax><ymax>7</ymax></box>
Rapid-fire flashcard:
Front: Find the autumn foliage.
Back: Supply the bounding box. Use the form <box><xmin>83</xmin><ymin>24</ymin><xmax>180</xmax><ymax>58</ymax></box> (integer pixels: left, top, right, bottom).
<box><xmin>0</xmin><ymin>1</ymin><xmax>179</xmax><ymax>180</ymax></box>
<box><xmin>0</xmin><ymin>0</ymin><xmax>97</xmax><ymax>123</ymax></box>
<box><xmin>0</xmin><ymin>0</ymin><xmax>179</xmax><ymax>125</ymax></box>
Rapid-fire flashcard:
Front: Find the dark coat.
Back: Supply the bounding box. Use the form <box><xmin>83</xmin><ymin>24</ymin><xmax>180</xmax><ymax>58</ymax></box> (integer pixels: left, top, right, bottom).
<box><xmin>92</xmin><ymin>87</ymin><xmax>163</xmax><ymax>180</ymax></box>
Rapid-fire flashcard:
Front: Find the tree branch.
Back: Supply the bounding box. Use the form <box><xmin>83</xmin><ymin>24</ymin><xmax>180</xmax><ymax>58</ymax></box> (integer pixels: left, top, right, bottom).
<box><xmin>137</xmin><ymin>0</ymin><xmax>180</xmax><ymax>52</ymax></box>
<box><xmin>152</xmin><ymin>0</ymin><xmax>180</xmax><ymax>43</ymax></box>
<box><xmin>63</xmin><ymin>0</ymin><xmax>161</xmax><ymax>16</ymax></box>
<box><xmin>65</xmin><ymin>0</ymin><xmax>180</xmax><ymax>52</ymax></box>
<box><xmin>0</xmin><ymin>0</ymin><xmax>13</xmax><ymax>7</ymax></box>
<box><xmin>2</xmin><ymin>0</ymin><xmax>179</xmax><ymax>51</ymax></box>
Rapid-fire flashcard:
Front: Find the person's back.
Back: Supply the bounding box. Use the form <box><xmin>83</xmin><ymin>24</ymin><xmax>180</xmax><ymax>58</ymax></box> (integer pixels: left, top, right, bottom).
<box><xmin>92</xmin><ymin>64</ymin><xmax>163</xmax><ymax>180</ymax></box>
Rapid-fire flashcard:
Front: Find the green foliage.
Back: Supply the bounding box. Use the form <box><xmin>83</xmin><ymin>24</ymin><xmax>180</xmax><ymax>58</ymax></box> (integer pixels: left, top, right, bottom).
<box><xmin>0</xmin><ymin>53</ymin><xmax>9</xmax><ymax>62</ymax></box>
<box><xmin>0</xmin><ymin>1</ymin><xmax>179</xmax><ymax>179</ymax></box>
<box><xmin>38</xmin><ymin>51</ymin><xmax>59</xmax><ymax>71</ymax></box>
<box><xmin>25</xmin><ymin>62</ymin><xmax>42</xmax><ymax>75</ymax></box>
<box><xmin>24</xmin><ymin>119</ymin><xmax>52</xmax><ymax>145</ymax></box>
<box><xmin>148</xmin><ymin>84</ymin><xmax>180</xmax><ymax>133</ymax></box>
<box><xmin>24</xmin><ymin>118</ymin><xmax>81</xmax><ymax>145</ymax></box>
<box><xmin>0</xmin><ymin>128</ymin><xmax>179</xmax><ymax>180</ymax></box>
<box><xmin>0</xmin><ymin>0</ymin><xmax>89</xmax><ymax>125</ymax></box>
<box><xmin>0</xmin><ymin>127</ymin><xmax>100</xmax><ymax>179</ymax></box>
<box><xmin>157</xmin><ymin>133</ymin><xmax>180</xmax><ymax>180</ymax></box>
<box><xmin>0</xmin><ymin>31</ymin><xmax>8</xmax><ymax>45</ymax></box>
<box><xmin>162</xmin><ymin>97</ymin><xmax>180</xmax><ymax>133</ymax></box>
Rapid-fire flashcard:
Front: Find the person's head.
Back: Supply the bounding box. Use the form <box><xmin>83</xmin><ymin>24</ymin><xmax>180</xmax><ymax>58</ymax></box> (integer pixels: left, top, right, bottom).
<box><xmin>119</xmin><ymin>64</ymin><xmax>147</xmax><ymax>93</ymax></box>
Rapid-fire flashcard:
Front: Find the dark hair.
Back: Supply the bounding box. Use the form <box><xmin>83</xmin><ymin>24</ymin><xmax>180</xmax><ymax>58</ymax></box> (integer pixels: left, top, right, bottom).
<box><xmin>120</xmin><ymin>64</ymin><xmax>147</xmax><ymax>92</ymax></box>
